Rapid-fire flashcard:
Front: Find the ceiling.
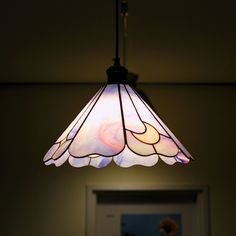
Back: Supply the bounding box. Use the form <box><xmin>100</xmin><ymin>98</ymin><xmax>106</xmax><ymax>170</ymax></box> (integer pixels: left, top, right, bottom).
<box><xmin>1</xmin><ymin>0</ymin><xmax>235</xmax><ymax>84</ymax></box>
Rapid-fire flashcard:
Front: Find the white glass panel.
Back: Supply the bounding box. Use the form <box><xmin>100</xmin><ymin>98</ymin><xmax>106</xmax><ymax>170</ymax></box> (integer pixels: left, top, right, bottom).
<box><xmin>119</xmin><ymin>84</ymin><xmax>145</xmax><ymax>133</ymax></box>
<box><xmin>154</xmin><ymin>135</ymin><xmax>178</xmax><ymax>157</ymax></box>
<box><xmin>69</xmin><ymin>156</ymin><xmax>90</xmax><ymax>167</ymax></box>
<box><xmin>90</xmin><ymin>156</ymin><xmax>112</xmax><ymax>168</ymax></box>
<box><xmin>69</xmin><ymin>84</ymin><xmax>125</xmax><ymax>157</ymax></box>
<box><xmin>113</xmin><ymin>146</ymin><xmax>158</xmax><ymax>167</ymax></box>
<box><xmin>125</xmin><ymin>85</ymin><xmax>168</xmax><ymax>136</ymax></box>
<box><xmin>56</xmin><ymin>87</ymin><xmax>104</xmax><ymax>142</ymax></box>
<box><xmin>43</xmin><ymin>143</ymin><xmax>59</xmax><ymax>162</ymax></box>
<box><xmin>52</xmin><ymin>140</ymin><xmax>72</xmax><ymax>159</ymax></box>
<box><xmin>159</xmin><ymin>155</ymin><xmax>177</xmax><ymax>165</ymax></box>
<box><xmin>126</xmin><ymin>130</ymin><xmax>155</xmax><ymax>155</ymax></box>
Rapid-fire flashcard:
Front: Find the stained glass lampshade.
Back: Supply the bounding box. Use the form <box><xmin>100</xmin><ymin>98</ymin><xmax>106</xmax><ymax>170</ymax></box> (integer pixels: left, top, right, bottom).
<box><xmin>44</xmin><ymin>81</ymin><xmax>193</xmax><ymax>168</ymax></box>
<box><xmin>43</xmin><ymin>0</ymin><xmax>193</xmax><ymax>168</ymax></box>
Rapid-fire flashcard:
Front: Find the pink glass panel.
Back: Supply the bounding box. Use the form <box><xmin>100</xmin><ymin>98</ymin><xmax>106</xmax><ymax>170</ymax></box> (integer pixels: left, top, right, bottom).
<box><xmin>69</xmin><ymin>84</ymin><xmax>125</xmax><ymax>157</ymax></box>
<box><xmin>176</xmin><ymin>152</ymin><xmax>190</xmax><ymax>164</ymax></box>
<box><xmin>154</xmin><ymin>135</ymin><xmax>179</xmax><ymax>157</ymax></box>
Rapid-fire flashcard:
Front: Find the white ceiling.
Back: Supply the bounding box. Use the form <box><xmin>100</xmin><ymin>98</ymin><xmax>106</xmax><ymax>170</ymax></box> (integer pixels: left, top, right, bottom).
<box><xmin>1</xmin><ymin>0</ymin><xmax>235</xmax><ymax>83</ymax></box>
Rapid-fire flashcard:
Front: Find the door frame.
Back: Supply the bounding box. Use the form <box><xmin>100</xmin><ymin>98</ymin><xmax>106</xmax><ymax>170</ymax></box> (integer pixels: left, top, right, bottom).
<box><xmin>86</xmin><ymin>185</ymin><xmax>209</xmax><ymax>236</ymax></box>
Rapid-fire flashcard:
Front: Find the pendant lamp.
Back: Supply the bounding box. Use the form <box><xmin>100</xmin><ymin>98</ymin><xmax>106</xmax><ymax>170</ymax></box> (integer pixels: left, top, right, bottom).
<box><xmin>43</xmin><ymin>0</ymin><xmax>194</xmax><ymax>168</ymax></box>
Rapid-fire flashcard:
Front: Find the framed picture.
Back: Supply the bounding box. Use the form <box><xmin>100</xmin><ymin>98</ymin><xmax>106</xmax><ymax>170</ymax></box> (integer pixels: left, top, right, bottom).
<box><xmin>86</xmin><ymin>185</ymin><xmax>209</xmax><ymax>236</ymax></box>
<box><xmin>121</xmin><ymin>213</ymin><xmax>182</xmax><ymax>236</ymax></box>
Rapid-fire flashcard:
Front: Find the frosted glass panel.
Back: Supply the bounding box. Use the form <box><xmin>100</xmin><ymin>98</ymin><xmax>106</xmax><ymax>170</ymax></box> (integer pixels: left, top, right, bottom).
<box><xmin>69</xmin><ymin>156</ymin><xmax>90</xmax><ymax>167</ymax></box>
<box><xmin>159</xmin><ymin>155</ymin><xmax>177</xmax><ymax>165</ymax></box>
<box><xmin>90</xmin><ymin>156</ymin><xmax>113</xmax><ymax>168</ymax></box>
<box><xmin>113</xmin><ymin>147</ymin><xmax>158</xmax><ymax>167</ymax></box>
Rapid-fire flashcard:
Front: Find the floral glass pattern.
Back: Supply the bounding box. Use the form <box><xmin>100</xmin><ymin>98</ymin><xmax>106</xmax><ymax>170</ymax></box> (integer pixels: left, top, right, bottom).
<box><xmin>44</xmin><ymin>84</ymin><xmax>193</xmax><ymax>168</ymax></box>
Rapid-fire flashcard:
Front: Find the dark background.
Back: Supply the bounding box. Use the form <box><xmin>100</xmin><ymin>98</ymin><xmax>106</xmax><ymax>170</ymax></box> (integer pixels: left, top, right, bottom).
<box><xmin>1</xmin><ymin>0</ymin><xmax>235</xmax><ymax>83</ymax></box>
<box><xmin>1</xmin><ymin>0</ymin><xmax>235</xmax><ymax>235</ymax></box>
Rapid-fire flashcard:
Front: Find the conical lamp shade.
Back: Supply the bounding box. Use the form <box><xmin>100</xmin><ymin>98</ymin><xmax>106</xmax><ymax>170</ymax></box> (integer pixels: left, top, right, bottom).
<box><xmin>43</xmin><ymin>84</ymin><xmax>193</xmax><ymax>168</ymax></box>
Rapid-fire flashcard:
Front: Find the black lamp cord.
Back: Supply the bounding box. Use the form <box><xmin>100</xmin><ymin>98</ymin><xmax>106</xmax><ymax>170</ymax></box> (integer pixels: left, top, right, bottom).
<box><xmin>106</xmin><ymin>0</ymin><xmax>128</xmax><ymax>84</ymax></box>
<box><xmin>114</xmin><ymin>0</ymin><xmax>120</xmax><ymax>66</ymax></box>
<box><xmin>121</xmin><ymin>0</ymin><xmax>128</xmax><ymax>67</ymax></box>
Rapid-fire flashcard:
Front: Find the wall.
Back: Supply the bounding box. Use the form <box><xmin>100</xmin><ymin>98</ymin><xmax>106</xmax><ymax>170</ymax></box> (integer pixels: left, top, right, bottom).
<box><xmin>1</xmin><ymin>84</ymin><xmax>235</xmax><ymax>236</ymax></box>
